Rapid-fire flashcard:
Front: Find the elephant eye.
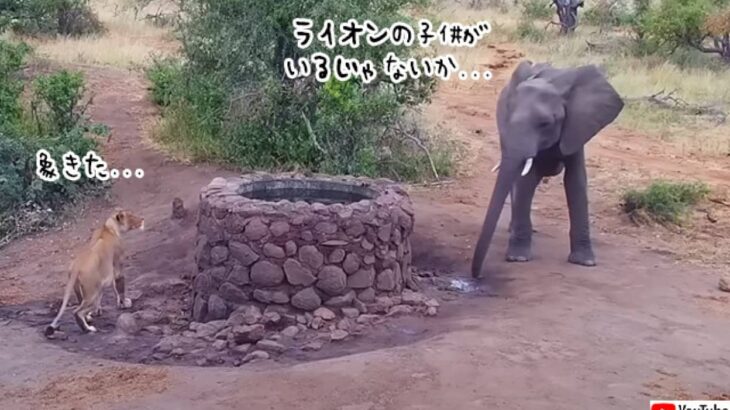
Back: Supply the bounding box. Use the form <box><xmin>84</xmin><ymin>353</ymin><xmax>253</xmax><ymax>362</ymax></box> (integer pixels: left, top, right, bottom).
<box><xmin>539</xmin><ymin>121</ymin><xmax>551</xmax><ymax>128</ymax></box>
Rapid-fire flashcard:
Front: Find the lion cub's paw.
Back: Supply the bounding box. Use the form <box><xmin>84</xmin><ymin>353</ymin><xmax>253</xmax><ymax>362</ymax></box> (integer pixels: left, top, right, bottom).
<box><xmin>122</xmin><ymin>298</ymin><xmax>132</xmax><ymax>309</ymax></box>
<box><xmin>87</xmin><ymin>325</ymin><xmax>98</xmax><ymax>333</ymax></box>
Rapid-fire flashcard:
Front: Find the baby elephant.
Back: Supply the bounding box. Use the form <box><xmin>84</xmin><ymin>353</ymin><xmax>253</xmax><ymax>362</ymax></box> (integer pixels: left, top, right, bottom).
<box><xmin>472</xmin><ymin>61</ymin><xmax>624</xmax><ymax>278</ymax></box>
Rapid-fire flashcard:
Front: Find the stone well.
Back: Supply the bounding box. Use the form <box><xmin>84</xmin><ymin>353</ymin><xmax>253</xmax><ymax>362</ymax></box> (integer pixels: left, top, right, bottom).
<box><xmin>192</xmin><ymin>172</ymin><xmax>415</xmax><ymax>322</ymax></box>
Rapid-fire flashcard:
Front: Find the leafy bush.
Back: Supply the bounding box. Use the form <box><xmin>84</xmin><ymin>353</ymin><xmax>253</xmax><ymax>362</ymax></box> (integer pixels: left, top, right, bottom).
<box><xmin>640</xmin><ymin>0</ymin><xmax>730</xmax><ymax>62</ymax></box>
<box><xmin>515</xmin><ymin>18</ymin><xmax>546</xmax><ymax>42</ymax></box>
<box><xmin>521</xmin><ymin>0</ymin><xmax>553</xmax><ymax>19</ymax></box>
<box><xmin>622</xmin><ymin>180</ymin><xmax>710</xmax><ymax>226</ymax></box>
<box><xmin>148</xmin><ymin>0</ymin><xmax>452</xmax><ymax>181</ymax></box>
<box><xmin>0</xmin><ymin>0</ymin><xmax>105</xmax><ymax>37</ymax></box>
<box><xmin>583</xmin><ymin>0</ymin><xmax>633</xmax><ymax>28</ymax></box>
<box><xmin>0</xmin><ymin>39</ymin><xmax>107</xmax><ymax>244</ymax></box>
<box><xmin>32</xmin><ymin>70</ymin><xmax>86</xmax><ymax>133</ymax></box>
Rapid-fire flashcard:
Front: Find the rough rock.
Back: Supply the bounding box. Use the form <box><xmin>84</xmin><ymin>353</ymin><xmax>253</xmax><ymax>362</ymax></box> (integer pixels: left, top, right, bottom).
<box><xmin>356</xmin><ymin>314</ymin><xmax>381</xmax><ymax>325</ymax></box>
<box><xmin>232</xmin><ymin>343</ymin><xmax>251</xmax><ymax>354</ymax></box>
<box><xmin>227</xmin><ymin>265</ymin><xmax>250</xmax><ymax>286</ymax></box>
<box><xmin>193</xmin><ymin>295</ymin><xmax>208</xmax><ymax>322</ymax></box>
<box><xmin>343</xmin><ymin>253</ymin><xmax>360</xmax><ymax>274</ymax></box>
<box><xmin>357</xmin><ymin>288</ymin><xmax>376</xmax><ymax>303</ymax></box>
<box><xmin>353</xmin><ymin>298</ymin><xmax>368</xmax><ymax>314</ymax></box>
<box><xmin>153</xmin><ymin>336</ymin><xmax>180</xmax><ymax>354</ymax></box>
<box><xmin>263</xmin><ymin>243</ymin><xmax>286</xmax><ymax>259</ymax></box>
<box><xmin>262</xmin><ymin>311</ymin><xmax>281</xmax><ymax>325</ymax></box>
<box><xmin>244</xmin><ymin>218</ymin><xmax>269</xmax><ymax>240</ymax></box>
<box><xmin>313</xmin><ymin>307</ymin><xmax>336</xmax><ymax>320</ymax></box>
<box><xmin>250</xmin><ymin>261</ymin><xmax>285</xmax><ymax>286</ymax></box>
<box><xmin>171</xmin><ymin>348</ymin><xmax>186</xmax><ymax>356</ymax></box>
<box><xmin>291</xmin><ymin>287</ymin><xmax>322</xmax><ymax>311</ymax></box>
<box><xmin>253</xmin><ymin>289</ymin><xmax>289</xmax><ymax>304</ymax></box>
<box><xmin>341</xmin><ymin>308</ymin><xmax>360</xmax><ymax>319</ymax></box>
<box><xmin>219</xmin><ymin>282</ymin><xmax>249</xmax><ymax>303</ymax></box>
<box><xmin>270</xmin><ymin>221</ymin><xmax>290</xmax><ymax>237</ymax></box>
<box><xmin>256</xmin><ymin>339</ymin><xmax>287</xmax><ymax>353</ymax></box>
<box><xmin>285</xmin><ymin>241</ymin><xmax>298</xmax><ymax>256</ymax></box>
<box><xmin>149</xmin><ymin>277</ymin><xmax>187</xmax><ymax>294</ymax></box>
<box><xmin>425</xmin><ymin>298</ymin><xmax>440</xmax><ymax>308</ymax></box>
<box><xmin>376</xmin><ymin>269</ymin><xmax>396</xmax><ymax>291</ymax></box>
<box><xmin>229</xmin><ymin>241</ymin><xmax>259</xmax><ymax>266</ymax></box>
<box><xmin>401</xmin><ymin>289</ymin><xmax>426</xmax><ymax>306</ymax></box>
<box><xmin>302</xmin><ymin>341</ymin><xmax>323</xmax><ymax>351</ymax></box>
<box><xmin>299</xmin><ymin>245</ymin><xmax>324</xmax><ymax>269</ymax></box>
<box><xmin>227</xmin><ymin>305</ymin><xmax>262</xmax><ymax>326</ymax></box>
<box><xmin>210</xmin><ymin>246</ymin><xmax>229</xmax><ymax>265</ymax></box>
<box><xmin>242</xmin><ymin>350</ymin><xmax>270</xmax><ymax>363</ymax></box>
<box><xmin>329</xmin><ymin>249</ymin><xmax>346</xmax><ymax>263</ymax></box>
<box><xmin>281</xmin><ymin>325</ymin><xmax>300</xmax><ymax>338</ymax></box>
<box><xmin>316</xmin><ymin>266</ymin><xmax>347</xmax><ymax>295</ymax></box>
<box><xmin>133</xmin><ymin>309</ymin><xmax>166</xmax><ymax>326</ymax></box>
<box><xmin>330</xmin><ymin>329</ymin><xmax>349</xmax><ymax>341</ymax></box>
<box><xmin>387</xmin><ymin>304</ymin><xmax>413</xmax><ymax>316</ymax></box>
<box><xmin>206</xmin><ymin>294</ymin><xmax>228</xmax><ymax>321</ymax></box>
<box><xmin>116</xmin><ymin>313</ymin><xmax>139</xmax><ymax>335</ymax></box>
<box><xmin>347</xmin><ymin>268</ymin><xmax>375</xmax><ymax>289</ymax></box>
<box><xmin>324</xmin><ymin>290</ymin><xmax>355</xmax><ymax>308</ymax></box>
<box><xmin>426</xmin><ymin>306</ymin><xmax>438</xmax><ymax>316</ymax></box>
<box><xmin>363</xmin><ymin>255</ymin><xmax>376</xmax><ymax>265</ymax></box>
<box><xmin>283</xmin><ymin>259</ymin><xmax>316</xmax><ymax>286</ymax></box>
<box><xmin>337</xmin><ymin>318</ymin><xmax>352</xmax><ymax>331</ymax></box>
<box><xmin>212</xmin><ymin>339</ymin><xmax>227</xmax><ymax>351</ymax></box>
<box><xmin>231</xmin><ymin>324</ymin><xmax>265</xmax><ymax>344</ymax></box>
<box><xmin>310</xmin><ymin>316</ymin><xmax>324</xmax><ymax>330</ymax></box>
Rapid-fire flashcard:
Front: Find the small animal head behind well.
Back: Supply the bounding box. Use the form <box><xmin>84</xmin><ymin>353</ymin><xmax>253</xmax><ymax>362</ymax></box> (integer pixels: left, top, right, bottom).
<box><xmin>113</xmin><ymin>209</ymin><xmax>145</xmax><ymax>232</ymax></box>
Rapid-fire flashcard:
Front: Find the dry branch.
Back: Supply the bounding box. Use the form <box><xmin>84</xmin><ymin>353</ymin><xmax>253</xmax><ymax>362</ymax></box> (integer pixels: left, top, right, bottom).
<box><xmin>624</xmin><ymin>89</ymin><xmax>727</xmax><ymax>124</ymax></box>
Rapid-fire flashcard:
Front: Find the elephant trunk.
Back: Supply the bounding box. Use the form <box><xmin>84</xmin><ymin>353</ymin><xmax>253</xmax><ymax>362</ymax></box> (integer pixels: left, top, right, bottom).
<box><xmin>471</xmin><ymin>158</ymin><xmax>524</xmax><ymax>278</ymax></box>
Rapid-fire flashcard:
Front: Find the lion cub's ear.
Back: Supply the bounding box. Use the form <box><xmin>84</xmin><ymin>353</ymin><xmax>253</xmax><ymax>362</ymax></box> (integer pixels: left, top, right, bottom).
<box><xmin>115</xmin><ymin>211</ymin><xmax>125</xmax><ymax>223</ymax></box>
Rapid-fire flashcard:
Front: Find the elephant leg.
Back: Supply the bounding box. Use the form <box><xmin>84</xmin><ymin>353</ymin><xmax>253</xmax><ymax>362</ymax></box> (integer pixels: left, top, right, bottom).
<box><xmin>506</xmin><ymin>169</ymin><xmax>541</xmax><ymax>262</ymax></box>
<box><xmin>563</xmin><ymin>148</ymin><xmax>596</xmax><ymax>266</ymax></box>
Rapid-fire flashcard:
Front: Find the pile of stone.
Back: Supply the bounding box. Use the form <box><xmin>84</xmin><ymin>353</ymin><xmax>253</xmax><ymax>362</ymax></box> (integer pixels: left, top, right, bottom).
<box><xmin>150</xmin><ymin>289</ymin><xmax>439</xmax><ymax>366</ymax></box>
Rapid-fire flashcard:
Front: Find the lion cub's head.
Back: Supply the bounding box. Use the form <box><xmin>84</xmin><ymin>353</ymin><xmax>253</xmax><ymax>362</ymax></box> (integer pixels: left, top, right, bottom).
<box><xmin>112</xmin><ymin>209</ymin><xmax>145</xmax><ymax>232</ymax></box>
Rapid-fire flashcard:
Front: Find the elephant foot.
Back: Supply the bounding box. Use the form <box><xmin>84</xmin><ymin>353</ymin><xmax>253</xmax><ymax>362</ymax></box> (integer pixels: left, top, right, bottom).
<box><xmin>506</xmin><ymin>240</ymin><xmax>532</xmax><ymax>262</ymax></box>
<box><xmin>568</xmin><ymin>249</ymin><xmax>596</xmax><ymax>267</ymax></box>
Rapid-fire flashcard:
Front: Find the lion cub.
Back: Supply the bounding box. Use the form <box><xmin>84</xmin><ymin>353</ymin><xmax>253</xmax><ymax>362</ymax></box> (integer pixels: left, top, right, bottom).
<box><xmin>45</xmin><ymin>209</ymin><xmax>144</xmax><ymax>336</ymax></box>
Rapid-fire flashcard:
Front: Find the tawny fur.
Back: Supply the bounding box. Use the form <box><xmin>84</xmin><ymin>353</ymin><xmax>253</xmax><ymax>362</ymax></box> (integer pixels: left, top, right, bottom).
<box><xmin>45</xmin><ymin>209</ymin><xmax>144</xmax><ymax>336</ymax></box>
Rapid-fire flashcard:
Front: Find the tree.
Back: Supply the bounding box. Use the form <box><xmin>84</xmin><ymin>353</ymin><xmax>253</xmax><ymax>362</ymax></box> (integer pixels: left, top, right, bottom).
<box><xmin>643</xmin><ymin>0</ymin><xmax>730</xmax><ymax>63</ymax></box>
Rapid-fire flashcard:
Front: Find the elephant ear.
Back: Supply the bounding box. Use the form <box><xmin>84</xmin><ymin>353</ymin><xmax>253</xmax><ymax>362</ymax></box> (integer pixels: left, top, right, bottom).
<box><xmin>497</xmin><ymin>60</ymin><xmax>538</xmax><ymax>133</ymax></box>
<box><xmin>545</xmin><ymin>65</ymin><xmax>624</xmax><ymax>156</ymax></box>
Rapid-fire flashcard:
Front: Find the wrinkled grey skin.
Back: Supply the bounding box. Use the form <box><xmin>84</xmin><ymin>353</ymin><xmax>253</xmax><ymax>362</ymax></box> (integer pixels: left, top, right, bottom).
<box><xmin>471</xmin><ymin>61</ymin><xmax>624</xmax><ymax>279</ymax></box>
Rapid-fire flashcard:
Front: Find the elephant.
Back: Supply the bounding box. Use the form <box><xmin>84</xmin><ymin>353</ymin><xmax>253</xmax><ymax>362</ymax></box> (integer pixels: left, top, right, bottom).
<box><xmin>471</xmin><ymin>61</ymin><xmax>624</xmax><ymax>279</ymax></box>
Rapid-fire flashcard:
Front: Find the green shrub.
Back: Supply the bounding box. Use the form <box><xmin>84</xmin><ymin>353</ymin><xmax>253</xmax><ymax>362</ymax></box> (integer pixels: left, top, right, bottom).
<box><xmin>149</xmin><ymin>0</ymin><xmax>451</xmax><ymax>181</ymax></box>
<box><xmin>520</xmin><ymin>0</ymin><xmax>553</xmax><ymax>19</ymax></box>
<box><xmin>0</xmin><ymin>39</ymin><xmax>107</xmax><ymax>244</ymax></box>
<box><xmin>0</xmin><ymin>0</ymin><xmax>105</xmax><ymax>37</ymax></box>
<box><xmin>639</xmin><ymin>0</ymin><xmax>730</xmax><ymax>61</ymax></box>
<box><xmin>515</xmin><ymin>18</ymin><xmax>546</xmax><ymax>42</ymax></box>
<box><xmin>622</xmin><ymin>180</ymin><xmax>711</xmax><ymax>226</ymax></box>
<box><xmin>32</xmin><ymin>70</ymin><xmax>86</xmax><ymax>133</ymax></box>
<box><xmin>583</xmin><ymin>0</ymin><xmax>634</xmax><ymax>28</ymax></box>
<box><xmin>146</xmin><ymin>57</ymin><xmax>183</xmax><ymax>107</ymax></box>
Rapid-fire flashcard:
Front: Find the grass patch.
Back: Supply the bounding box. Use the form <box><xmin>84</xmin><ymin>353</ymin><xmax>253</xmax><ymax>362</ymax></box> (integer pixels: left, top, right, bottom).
<box><xmin>8</xmin><ymin>0</ymin><xmax>178</xmax><ymax>68</ymax></box>
<box><xmin>621</xmin><ymin>180</ymin><xmax>710</xmax><ymax>226</ymax></box>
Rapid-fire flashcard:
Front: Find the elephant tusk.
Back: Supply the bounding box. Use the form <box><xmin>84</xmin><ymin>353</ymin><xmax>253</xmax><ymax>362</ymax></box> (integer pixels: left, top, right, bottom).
<box><xmin>521</xmin><ymin>158</ymin><xmax>533</xmax><ymax>176</ymax></box>
<box><xmin>491</xmin><ymin>161</ymin><xmax>500</xmax><ymax>173</ymax></box>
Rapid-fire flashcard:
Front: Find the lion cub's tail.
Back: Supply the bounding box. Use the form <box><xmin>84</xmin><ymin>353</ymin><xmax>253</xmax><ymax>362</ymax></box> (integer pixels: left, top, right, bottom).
<box><xmin>45</xmin><ymin>271</ymin><xmax>78</xmax><ymax>336</ymax></box>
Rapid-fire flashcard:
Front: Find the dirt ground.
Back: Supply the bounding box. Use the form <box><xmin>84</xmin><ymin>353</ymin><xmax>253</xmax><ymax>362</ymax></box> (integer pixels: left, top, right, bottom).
<box><xmin>1</xmin><ymin>42</ymin><xmax>729</xmax><ymax>410</ymax></box>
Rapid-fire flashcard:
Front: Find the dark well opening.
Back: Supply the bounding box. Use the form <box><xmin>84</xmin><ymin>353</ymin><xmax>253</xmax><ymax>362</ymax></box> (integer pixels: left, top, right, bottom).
<box><xmin>238</xmin><ymin>179</ymin><xmax>378</xmax><ymax>205</ymax></box>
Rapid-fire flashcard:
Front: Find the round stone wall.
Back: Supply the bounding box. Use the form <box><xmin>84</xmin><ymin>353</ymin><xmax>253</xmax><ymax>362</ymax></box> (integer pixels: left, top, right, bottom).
<box><xmin>192</xmin><ymin>172</ymin><xmax>415</xmax><ymax>322</ymax></box>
